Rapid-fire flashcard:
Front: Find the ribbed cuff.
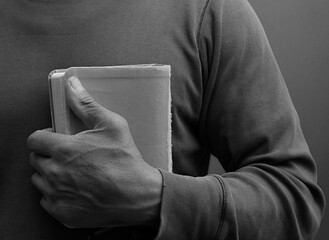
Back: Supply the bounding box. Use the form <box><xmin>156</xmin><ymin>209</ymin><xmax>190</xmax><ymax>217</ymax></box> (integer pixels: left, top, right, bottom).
<box><xmin>154</xmin><ymin>170</ymin><xmax>224</xmax><ymax>240</ymax></box>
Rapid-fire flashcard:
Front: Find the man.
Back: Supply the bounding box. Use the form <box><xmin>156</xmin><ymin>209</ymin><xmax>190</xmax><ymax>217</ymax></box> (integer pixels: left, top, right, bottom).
<box><xmin>0</xmin><ymin>0</ymin><xmax>325</xmax><ymax>239</ymax></box>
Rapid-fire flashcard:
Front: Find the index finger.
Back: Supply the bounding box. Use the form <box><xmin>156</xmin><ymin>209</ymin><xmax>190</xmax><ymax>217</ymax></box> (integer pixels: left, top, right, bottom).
<box><xmin>27</xmin><ymin>130</ymin><xmax>71</xmax><ymax>156</ymax></box>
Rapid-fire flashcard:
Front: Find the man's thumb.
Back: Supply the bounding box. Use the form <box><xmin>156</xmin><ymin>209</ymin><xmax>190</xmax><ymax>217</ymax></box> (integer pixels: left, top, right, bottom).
<box><xmin>65</xmin><ymin>76</ymin><xmax>106</xmax><ymax>130</ymax></box>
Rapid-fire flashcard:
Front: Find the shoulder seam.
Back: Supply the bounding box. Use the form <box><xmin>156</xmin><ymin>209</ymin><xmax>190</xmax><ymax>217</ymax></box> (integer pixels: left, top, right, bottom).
<box><xmin>196</xmin><ymin>0</ymin><xmax>212</xmax><ymax>50</ymax></box>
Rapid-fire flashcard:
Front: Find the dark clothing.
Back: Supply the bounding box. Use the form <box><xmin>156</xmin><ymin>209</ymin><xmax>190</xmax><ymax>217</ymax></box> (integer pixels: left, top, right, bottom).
<box><xmin>0</xmin><ymin>0</ymin><xmax>325</xmax><ymax>239</ymax></box>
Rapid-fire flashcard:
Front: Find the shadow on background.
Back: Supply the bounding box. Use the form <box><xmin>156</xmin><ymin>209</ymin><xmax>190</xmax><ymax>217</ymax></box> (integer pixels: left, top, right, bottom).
<box><xmin>208</xmin><ymin>0</ymin><xmax>329</xmax><ymax>239</ymax></box>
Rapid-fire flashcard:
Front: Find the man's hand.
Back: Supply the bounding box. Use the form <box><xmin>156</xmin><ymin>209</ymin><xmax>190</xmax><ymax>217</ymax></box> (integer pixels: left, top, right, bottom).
<box><xmin>27</xmin><ymin>76</ymin><xmax>162</xmax><ymax>228</ymax></box>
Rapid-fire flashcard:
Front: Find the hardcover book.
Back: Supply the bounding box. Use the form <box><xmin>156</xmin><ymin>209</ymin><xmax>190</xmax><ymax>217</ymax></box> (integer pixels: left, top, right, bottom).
<box><xmin>48</xmin><ymin>64</ymin><xmax>172</xmax><ymax>172</ymax></box>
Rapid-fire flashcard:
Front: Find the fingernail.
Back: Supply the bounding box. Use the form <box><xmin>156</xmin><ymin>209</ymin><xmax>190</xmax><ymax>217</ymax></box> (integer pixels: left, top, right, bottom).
<box><xmin>68</xmin><ymin>76</ymin><xmax>85</xmax><ymax>92</ymax></box>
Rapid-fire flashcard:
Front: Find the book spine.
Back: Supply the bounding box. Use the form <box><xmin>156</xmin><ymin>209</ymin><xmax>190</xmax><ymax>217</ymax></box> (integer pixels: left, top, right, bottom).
<box><xmin>48</xmin><ymin>70</ymin><xmax>67</xmax><ymax>134</ymax></box>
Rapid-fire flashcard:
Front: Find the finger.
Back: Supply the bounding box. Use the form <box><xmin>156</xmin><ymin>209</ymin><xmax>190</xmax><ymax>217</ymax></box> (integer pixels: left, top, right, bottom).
<box><xmin>31</xmin><ymin>173</ymin><xmax>55</xmax><ymax>198</ymax></box>
<box><xmin>27</xmin><ymin>130</ymin><xmax>70</xmax><ymax>156</ymax></box>
<box><xmin>40</xmin><ymin>196</ymin><xmax>54</xmax><ymax>216</ymax></box>
<box><xmin>29</xmin><ymin>152</ymin><xmax>47</xmax><ymax>175</ymax></box>
<box><xmin>40</xmin><ymin>197</ymin><xmax>69</xmax><ymax>228</ymax></box>
<box><xmin>29</xmin><ymin>152</ymin><xmax>59</xmax><ymax>177</ymax></box>
<box><xmin>65</xmin><ymin>76</ymin><xmax>110</xmax><ymax>130</ymax></box>
<box><xmin>65</xmin><ymin>76</ymin><xmax>128</xmax><ymax>132</ymax></box>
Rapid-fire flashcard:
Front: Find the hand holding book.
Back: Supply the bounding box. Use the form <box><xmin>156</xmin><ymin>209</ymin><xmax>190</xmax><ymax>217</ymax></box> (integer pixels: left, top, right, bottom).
<box><xmin>27</xmin><ymin>76</ymin><xmax>162</xmax><ymax>228</ymax></box>
<box><xmin>48</xmin><ymin>65</ymin><xmax>172</xmax><ymax>171</ymax></box>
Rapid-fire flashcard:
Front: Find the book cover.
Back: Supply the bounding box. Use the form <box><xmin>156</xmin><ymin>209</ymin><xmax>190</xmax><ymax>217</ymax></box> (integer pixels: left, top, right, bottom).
<box><xmin>48</xmin><ymin>64</ymin><xmax>172</xmax><ymax>172</ymax></box>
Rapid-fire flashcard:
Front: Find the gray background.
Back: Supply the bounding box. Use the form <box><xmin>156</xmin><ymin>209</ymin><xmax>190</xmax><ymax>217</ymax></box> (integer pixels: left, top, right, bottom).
<box><xmin>208</xmin><ymin>0</ymin><xmax>329</xmax><ymax>239</ymax></box>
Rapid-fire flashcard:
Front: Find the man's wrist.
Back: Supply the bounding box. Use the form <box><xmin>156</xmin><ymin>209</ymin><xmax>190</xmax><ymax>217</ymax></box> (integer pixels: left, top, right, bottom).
<box><xmin>135</xmin><ymin>165</ymin><xmax>163</xmax><ymax>228</ymax></box>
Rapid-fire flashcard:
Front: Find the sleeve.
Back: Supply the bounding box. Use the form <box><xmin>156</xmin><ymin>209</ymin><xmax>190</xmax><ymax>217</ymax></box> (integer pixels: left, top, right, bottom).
<box><xmin>154</xmin><ymin>0</ymin><xmax>326</xmax><ymax>239</ymax></box>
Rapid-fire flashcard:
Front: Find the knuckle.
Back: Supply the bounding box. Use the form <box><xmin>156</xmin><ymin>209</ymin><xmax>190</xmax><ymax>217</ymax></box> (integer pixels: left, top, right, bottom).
<box><xmin>26</xmin><ymin>131</ymin><xmax>40</xmax><ymax>149</ymax></box>
<box><xmin>78</xmin><ymin>92</ymin><xmax>96</xmax><ymax>109</ymax></box>
<box><xmin>51</xmin><ymin>144</ymin><xmax>62</xmax><ymax>158</ymax></box>
<box><xmin>52</xmin><ymin>138</ymin><xmax>75</xmax><ymax>159</ymax></box>
<box><xmin>111</xmin><ymin>113</ymin><xmax>129</xmax><ymax>130</ymax></box>
<box><xmin>40</xmin><ymin>197</ymin><xmax>54</xmax><ymax>215</ymax></box>
<box><xmin>100</xmin><ymin>113</ymin><xmax>132</xmax><ymax>142</ymax></box>
<box><xmin>40</xmin><ymin>197</ymin><xmax>47</xmax><ymax>208</ymax></box>
<box><xmin>29</xmin><ymin>153</ymin><xmax>45</xmax><ymax>173</ymax></box>
<box><xmin>52</xmin><ymin>141</ymin><xmax>64</xmax><ymax>153</ymax></box>
<box><xmin>44</xmin><ymin>163</ymin><xmax>60</xmax><ymax>180</ymax></box>
<box><xmin>31</xmin><ymin>173</ymin><xmax>39</xmax><ymax>186</ymax></box>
